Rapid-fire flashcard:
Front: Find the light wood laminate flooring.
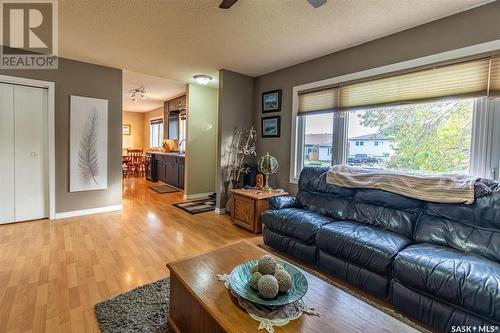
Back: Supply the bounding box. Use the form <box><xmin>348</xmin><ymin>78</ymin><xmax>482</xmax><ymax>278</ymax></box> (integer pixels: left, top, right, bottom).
<box><xmin>0</xmin><ymin>176</ymin><xmax>255</xmax><ymax>332</ymax></box>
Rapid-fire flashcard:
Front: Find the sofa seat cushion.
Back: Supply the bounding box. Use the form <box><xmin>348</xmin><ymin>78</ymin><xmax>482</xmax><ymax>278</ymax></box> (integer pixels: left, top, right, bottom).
<box><xmin>316</xmin><ymin>221</ymin><xmax>411</xmax><ymax>275</ymax></box>
<box><xmin>394</xmin><ymin>243</ymin><xmax>500</xmax><ymax>322</ymax></box>
<box><xmin>261</xmin><ymin>208</ymin><xmax>334</xmax><ymax>244</ymax></box>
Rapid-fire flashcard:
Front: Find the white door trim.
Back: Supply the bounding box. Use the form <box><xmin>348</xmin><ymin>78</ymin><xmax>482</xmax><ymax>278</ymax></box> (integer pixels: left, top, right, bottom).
<box><xmin>0</xmin><ymin>75</ymin><xmax>56</xmax><ymax>220</ymax></box>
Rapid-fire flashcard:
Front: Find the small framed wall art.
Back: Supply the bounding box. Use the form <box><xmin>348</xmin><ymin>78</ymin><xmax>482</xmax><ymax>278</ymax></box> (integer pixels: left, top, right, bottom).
<box><xmin>261</xmin><ymin>115</ymin><xmax>281</xmax><ymax>138</ymax></box>
<box><xmin>262</xmin><ymin>89</ymin><xmax>282</xmax><ymax>113</ymax></box>
<box><xmin>122</xmin><ymin>124</ymin><xmax>131</xmax><ymax>135</ymax></box>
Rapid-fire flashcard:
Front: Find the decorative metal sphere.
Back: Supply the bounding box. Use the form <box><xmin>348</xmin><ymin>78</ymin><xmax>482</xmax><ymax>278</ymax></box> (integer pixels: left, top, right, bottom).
<box><xmin>258</xmin><ymin>152</ymin><xmax>279</xmax><ymax>175</ymax></box>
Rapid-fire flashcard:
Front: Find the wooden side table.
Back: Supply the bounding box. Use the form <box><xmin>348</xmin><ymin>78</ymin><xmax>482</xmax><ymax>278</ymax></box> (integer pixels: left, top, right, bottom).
<box><xmin>230</xmin><ymin>188</ymin><xmax>288</xmax><ymax>234</ymax></box>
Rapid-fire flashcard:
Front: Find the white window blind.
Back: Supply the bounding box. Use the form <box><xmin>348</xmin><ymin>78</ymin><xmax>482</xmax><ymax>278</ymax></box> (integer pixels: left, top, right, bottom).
<box><xmin>298</xmin><ymin>87</ymin><xmax>339</xmax><ymax>115</ymax></box>
<box><xmin>490</xmin><ymin>57</ymin><xmax>500</xmax><ymax>97</ymax></box>
<box><xmin>298</xmin><ymin>56</ymin><xmax>500</xmax><ymax>114</ymax></box>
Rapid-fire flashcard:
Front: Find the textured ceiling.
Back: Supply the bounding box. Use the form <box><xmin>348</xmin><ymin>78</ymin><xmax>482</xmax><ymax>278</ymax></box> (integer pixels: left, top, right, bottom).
<box><xmin>59</xmin><ymin>0</ymin><xmax>491</xmax><ymax>87</ymax></box>
<box><xmin>123</xmin><ymin>71</ymin><xmax>186</xmax><ymax>112</ymax></box>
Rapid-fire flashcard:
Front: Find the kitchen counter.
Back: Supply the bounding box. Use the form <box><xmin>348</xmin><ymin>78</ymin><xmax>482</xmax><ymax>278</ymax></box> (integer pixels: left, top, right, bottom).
<box><xmin>148</xmin><ymin>151</ymin><xmax>185</xmax><ymax>157</ymax></box>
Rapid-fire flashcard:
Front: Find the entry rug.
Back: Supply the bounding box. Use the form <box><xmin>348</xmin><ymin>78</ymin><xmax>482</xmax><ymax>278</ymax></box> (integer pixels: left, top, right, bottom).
<box><xmin>94</xmin><ymin>278</ymin><xmax>170</xmax><ymax>333</ymax></box>
<box><xmin>148</xmin><ymin>185</ymin><xmax>179</xmax><ymax>194</ymax></box>
<box><xmin>172</xmin><ymin>197</ymin><xmax>215</xmax><ymax>214</ymax></box>
<box><xmin>216</xmin><ymin>273</ymin><xmax>319</xmax><ymax>333</ymax></box>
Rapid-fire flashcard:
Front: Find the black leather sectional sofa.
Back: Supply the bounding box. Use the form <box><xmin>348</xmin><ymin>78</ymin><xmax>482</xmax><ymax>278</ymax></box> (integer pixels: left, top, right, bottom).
<box><xmin>262</xmin><ymin>167</ymin><xmax>500</xmax><ymax>332</ymax></box>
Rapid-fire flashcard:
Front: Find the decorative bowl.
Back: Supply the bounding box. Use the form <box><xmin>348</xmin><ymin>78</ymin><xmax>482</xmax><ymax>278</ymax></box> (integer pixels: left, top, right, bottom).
<box><xmin>228</xmin><ymin>259</ymin><xmax>308</xmax><ymax>307</ymax></box>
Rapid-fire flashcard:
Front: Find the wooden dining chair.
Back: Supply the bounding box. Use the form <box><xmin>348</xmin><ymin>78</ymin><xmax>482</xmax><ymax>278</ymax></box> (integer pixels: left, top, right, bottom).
<box><xmin>126</xmin><ymin>149</ymin><xmax>144</xmax><ymax>175</ymax></box>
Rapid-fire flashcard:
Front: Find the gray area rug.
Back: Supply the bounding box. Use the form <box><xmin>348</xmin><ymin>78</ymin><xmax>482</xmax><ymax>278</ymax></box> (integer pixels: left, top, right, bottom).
<box><xmin>95</xmin><ymin>278</ymin><xmax>170</xmax><ymax>333</ymax></box>
<box><xmin>149</xmin><ymin>185</ymin><xmax>179</xmax><ymax>194</ymax></box>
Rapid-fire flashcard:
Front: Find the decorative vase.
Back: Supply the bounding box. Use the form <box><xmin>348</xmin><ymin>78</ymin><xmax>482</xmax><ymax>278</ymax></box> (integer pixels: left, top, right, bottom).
<box><xmin>231</xmin><ymin>179</ymin><xmax>241</xmax><ymax>189</ymax></box>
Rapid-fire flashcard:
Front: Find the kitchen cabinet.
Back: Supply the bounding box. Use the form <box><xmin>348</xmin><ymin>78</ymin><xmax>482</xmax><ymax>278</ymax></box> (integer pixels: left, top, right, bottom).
<box><xmin>163</xmin><ymin>102</ymin><xmax>169</xmax><ymax>140</ymax></box>
<box><xmin>168</xmin><ymin>95</ymin><xmax>186</xmax><ymax>111</ymax></box>
<box><xmin>164</xmin><ymin>94</ymin><xmax>186</xmax><ymax>140</ymax></box>
<box><xmin>153</xmin><ymin>153</ymin><xmax>185</xmax><ymax>190</ymax></box>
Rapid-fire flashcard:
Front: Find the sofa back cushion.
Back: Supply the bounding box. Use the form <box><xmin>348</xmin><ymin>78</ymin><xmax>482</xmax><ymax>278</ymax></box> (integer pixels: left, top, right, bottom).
<box><xmin>297</xmin><ymin>167</ymin><xmax>354</xmax><ymax>220</ymax></box>
<box><xmin>346</xmin><ymin>189</ymin><xmax>423</xmax><ymax>238</ymax></box>
<box><xmin>415</xmin><ymin>192</ymin><xmax>500</xmax><ymax>263</ymax></box>
<box><xmin>297</xmin><ymin>167</ymin><xmax>422</xmax><ymax>238</ymax></box>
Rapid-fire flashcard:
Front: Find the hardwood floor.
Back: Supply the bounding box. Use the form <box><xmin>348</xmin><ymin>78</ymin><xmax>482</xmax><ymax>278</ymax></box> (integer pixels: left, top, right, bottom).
<box><xmin>0</xmin><ymin>176</ymin><xmax>255</xmax><ymax>332</ymax></box>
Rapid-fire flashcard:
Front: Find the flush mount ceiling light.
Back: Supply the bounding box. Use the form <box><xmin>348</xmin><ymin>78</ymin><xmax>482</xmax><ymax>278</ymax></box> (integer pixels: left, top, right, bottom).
<box><xmin>193</xmin><ymin>74</ymin><xmax>212</xmax><ymax>85</ymax></box>
<box><xmin>129</xmin><ymin>86</ymin><xmax>146</xmax><ymax>102</ymax></box>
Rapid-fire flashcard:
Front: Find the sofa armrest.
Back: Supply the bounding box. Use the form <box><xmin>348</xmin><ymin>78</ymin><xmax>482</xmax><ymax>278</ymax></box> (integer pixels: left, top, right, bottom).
<box><xmin>268</xmin><ymin>195</ymin><xmax>300</xmax><ymax>210</ymax></box>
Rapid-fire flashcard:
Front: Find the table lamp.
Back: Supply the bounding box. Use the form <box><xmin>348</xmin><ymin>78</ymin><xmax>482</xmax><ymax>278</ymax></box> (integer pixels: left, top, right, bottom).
<box><xmin>257</xmin><ymin>152</ymin><xmax>279</xmax><ymax>191</ymax></box>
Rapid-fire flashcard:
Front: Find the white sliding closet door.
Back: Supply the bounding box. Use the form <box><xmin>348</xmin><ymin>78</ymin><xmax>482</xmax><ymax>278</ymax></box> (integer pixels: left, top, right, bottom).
<box><xmin>0</xmin><ymin>83</ymin><xmax>15</xmax><ymax>223</ymax></box>
<box><xmin>0</xmin><ymin>83</ymin><xmax>48</xmax><ymax>224</ymax></box>
<box><xmin>14</xmin><ymin>85</ymin><xmax>49</xmax><ymax>222</ymax></box>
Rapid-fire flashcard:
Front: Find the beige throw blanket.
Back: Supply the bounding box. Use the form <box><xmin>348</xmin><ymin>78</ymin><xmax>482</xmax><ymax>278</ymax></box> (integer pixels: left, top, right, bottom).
<box><xmin>326</xmin><ymin>164</ymin><xmax>477</xmax><ymax>204</ymax></box>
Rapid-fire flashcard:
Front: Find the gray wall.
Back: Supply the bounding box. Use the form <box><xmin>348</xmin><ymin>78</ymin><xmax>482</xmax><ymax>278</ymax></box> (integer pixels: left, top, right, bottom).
<box><xmin>253</xmin><ymin>1</ymin><xmax>500</xmax><ymax>194</ymax></box>
<box><xmin>216</xmin><ymin>70</ymin><xmax>255</xmax><ymax>209</ymax></box>
<box><xmin>0</xmin><ymin>58</ymin><xmax>123</xmax><ymax>213</ymax></box>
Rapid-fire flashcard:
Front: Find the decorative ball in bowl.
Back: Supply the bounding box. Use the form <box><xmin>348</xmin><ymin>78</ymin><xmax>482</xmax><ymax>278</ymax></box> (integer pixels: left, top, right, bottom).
<box><xmin>228</xmin><ymin>255</ymin><xmax>308</xmax><ymax>307</ymax></box>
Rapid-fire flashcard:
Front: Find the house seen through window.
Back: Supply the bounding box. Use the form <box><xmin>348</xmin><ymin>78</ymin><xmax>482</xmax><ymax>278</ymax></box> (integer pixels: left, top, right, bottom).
<box><xmin>303</xmin><ymin>113</ymin><xmax>333</xmax><ymax>167</ymax></box>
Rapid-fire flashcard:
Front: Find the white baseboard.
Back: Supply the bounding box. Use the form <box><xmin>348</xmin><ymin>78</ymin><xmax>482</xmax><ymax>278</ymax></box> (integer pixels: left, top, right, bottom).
<box><xmin>54</xmin><ymin>205</ymin><xmax>123</xmax><ymax>219</ymax></box>
<box><xmin>215</xmin><ymin>207</ymin><xmax>226</xmax><ymax>215</ymax></box>
<box><xmin>183</xmin><ymin>192</ymin><xmax>214</xmax><ymax>200</ymax></box>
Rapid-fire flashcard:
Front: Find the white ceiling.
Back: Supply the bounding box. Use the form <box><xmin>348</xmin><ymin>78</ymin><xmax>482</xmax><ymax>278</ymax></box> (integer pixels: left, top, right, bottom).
<box><xmin>123</xmin><ymin>70</ymin><xmax>185</xmax><ymax>112</ymax></box>
<box><xmin>59</xmin><ymin>0</ymin><xmax>491</xmax><ymax>91</ymax></box>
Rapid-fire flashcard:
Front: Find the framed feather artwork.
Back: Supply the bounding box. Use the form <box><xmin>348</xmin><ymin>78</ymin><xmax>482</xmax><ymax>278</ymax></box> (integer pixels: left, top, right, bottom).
<box><xmin>70</xmin><ymin>95</ymin><xmax>108</xmax><ymax>192</ymax></box>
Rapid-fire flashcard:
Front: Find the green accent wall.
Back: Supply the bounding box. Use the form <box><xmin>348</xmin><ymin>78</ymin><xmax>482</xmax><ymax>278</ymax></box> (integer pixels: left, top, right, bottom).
<box><xmin>186</xmin><ymin>84</ymin><xmax>218</xmax><ymax>196</ymax></box>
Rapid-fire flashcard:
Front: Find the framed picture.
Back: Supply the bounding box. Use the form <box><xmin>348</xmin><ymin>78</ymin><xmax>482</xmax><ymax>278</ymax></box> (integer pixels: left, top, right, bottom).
<box><xmin>262</xmin><ymin>89</ymin><xmax>282</xmax><ymax>113</ymax></box>
<box><xmin>70</xmin><ymin>95</ymin><xmax>108</xmax><ymax>192</ymax></box>
<box><xmin>122</xmin><ymin>124</ymin><xmax>131</xmax><ymax>135</ymax></box>
<box><xmin>261</xmin><ymin>115</ymin><xmax>281</xmax><ymax>138</ymax></box>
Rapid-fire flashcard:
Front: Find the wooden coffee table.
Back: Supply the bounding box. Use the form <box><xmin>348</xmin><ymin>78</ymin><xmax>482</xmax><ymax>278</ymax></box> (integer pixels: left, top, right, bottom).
<box><xmin>167</xmin><ymin>241</ymin><xmax>418</xmax><ymax>333</ymax></box>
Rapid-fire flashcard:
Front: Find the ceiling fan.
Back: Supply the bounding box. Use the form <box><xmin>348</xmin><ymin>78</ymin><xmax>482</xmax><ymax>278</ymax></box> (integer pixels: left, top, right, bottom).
<box><xmin>219</xmin><ymin>0</ymin><xmax>327</xmax><ymax>9</ymax></box>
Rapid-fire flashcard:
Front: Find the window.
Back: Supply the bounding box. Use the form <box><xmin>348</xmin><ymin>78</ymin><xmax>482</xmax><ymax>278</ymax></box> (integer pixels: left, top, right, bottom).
<box><xmin>179</xmin><ymin>112</ymin><xmax>187</xmax><ymax>145</ymax></box>
<box><xmin>149</xmin><ymin>119</ymin><xmax>163</xmax><ymax>148</ymax></box>
<box><xmin>347</xmin><ymin>100</ymin><xmax>474</xmax><ymax>173</ymax></box>
<box><xmin>301</xmin><ymin>113</ymin><xmax>333</xmax><ymax>167</ymax></box>
<box><xmin>291</xmin><ymin>53</ymin><xmax>500</xmax><ymax>182</ymax></box>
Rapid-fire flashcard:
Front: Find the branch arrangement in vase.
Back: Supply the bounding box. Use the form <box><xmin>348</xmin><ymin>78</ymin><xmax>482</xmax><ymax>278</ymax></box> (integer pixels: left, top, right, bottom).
<box><xmin>225</xmin><ymin>126</ymin><xmax>257</xmax><ymax>187</ymax></box>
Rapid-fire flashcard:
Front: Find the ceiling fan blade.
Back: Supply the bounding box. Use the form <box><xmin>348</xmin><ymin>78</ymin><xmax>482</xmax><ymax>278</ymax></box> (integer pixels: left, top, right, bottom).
<box><xmin>219</xmin><ymin>0</ymin><xmax>239</xmax><ymax>9</ymax></box>
<box><xmin>306</xmin><ymin>0</ymin><xmax>327</xmax><ymax>8</ymax></box>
